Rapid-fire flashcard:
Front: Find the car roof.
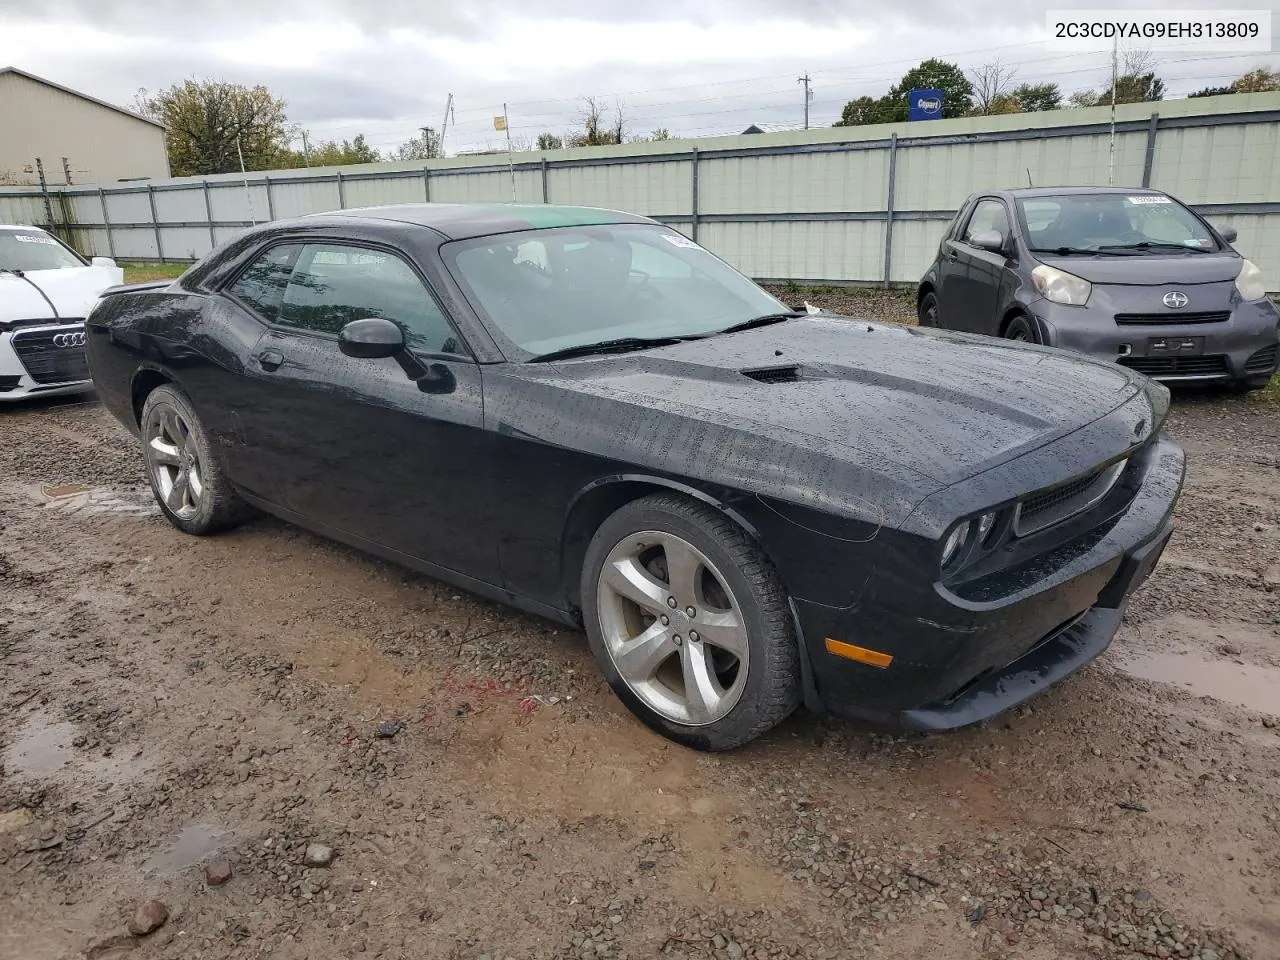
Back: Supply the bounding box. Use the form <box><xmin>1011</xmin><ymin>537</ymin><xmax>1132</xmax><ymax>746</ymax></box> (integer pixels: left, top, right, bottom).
<box><xmin>0</xmin><ymin>224</ymin><xmax>51</xmax><ymax>232</ymax></box>
<box><xmin>987</xmin><ymin>186</ymin><xmax>1170</xmax><ymax>200</ymax></box>
<box><xmin>301</xmin><ymin>203</ymin><xmax>658</xmax><ymax>241</ymax></box>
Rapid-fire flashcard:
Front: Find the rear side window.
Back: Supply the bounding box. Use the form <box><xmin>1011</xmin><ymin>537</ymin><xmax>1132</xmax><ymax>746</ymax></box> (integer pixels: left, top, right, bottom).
<box><xmin>227</xmin><ymin>244</ymin><xmax>299</xmax><ymax>324</ymax></box>
<box><xmin>964</xmin><ymin>200</ymin><xmax>1010</xmax><ymax>244</ymax></box>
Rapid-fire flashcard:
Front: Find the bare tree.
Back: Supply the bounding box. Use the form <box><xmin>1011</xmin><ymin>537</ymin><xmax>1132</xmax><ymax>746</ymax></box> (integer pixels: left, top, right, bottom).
<box><xmin>969</xmin><ymin>58</ymin><xmax>1019</xmax><ymax>115</ymax></box>
<box><xmin>568</xmin><ymin>96</ymin><xmax>625</xmax><ymax>147</ymax></box>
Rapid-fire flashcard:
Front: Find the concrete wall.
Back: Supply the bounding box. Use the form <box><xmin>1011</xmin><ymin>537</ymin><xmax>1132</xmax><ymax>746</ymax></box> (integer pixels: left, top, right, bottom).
<box><xmin>1</xmin><ymin>91</ymin><xmax>1277</xmax><ymax>289</ymax></box>
<box><xmin>0</xmin><ymin>70</ymin><xmax>169</xmax><ymax>186</ymax></box>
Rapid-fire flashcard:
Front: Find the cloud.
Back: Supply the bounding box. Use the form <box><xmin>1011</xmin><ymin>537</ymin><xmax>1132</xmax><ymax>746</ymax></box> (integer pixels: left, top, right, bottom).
<box><xmin>0</xmin><ymin>0</ymin><xmax>1273</xmax><ymax>156</ymax></box>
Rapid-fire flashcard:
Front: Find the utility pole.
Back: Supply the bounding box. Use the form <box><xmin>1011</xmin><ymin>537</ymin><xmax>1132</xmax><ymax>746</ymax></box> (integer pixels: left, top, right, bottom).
<box><xmin>439</xmin><ymin>94</ymin><xmax>455</xmax><ymax>159</ymax></box>
<box><xmin>236</xmin><ymin>135</ymin><xmax>257</xmax><ymax>226</ymax></box>
<box><xmin>798</xmin><ymin>73</ymin><xmax>813</xmax><ymax>130</ymax></box>
<box><xmin>301</xmin><ymin>131</ymin><xmax>312</xmax><ymax>167</ymax></box>
<box><xmin>61</xmin><ymin>156</ymin><xmax>72</xmax><ymax>185</ymax></box>
<box><xmin>1108</xmin><ymin>38</ymin><xmax>1118</xmax><ymax>186</ymax></box>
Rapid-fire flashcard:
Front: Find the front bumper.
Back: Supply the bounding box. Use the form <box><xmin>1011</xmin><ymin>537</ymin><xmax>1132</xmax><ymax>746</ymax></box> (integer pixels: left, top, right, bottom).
<box><xmin>1033</xmin><ymin>297</ymin><xmax>1279</xmax><ymax>384</ymax></box>
<box><xmin>795</xmin><ymin>435</ymin><xmax>1184</xmax><ymax>730</ymax></box>
<box><xmin>0</xmin><ymin>324</ymin><xmax>93</xmax><ymax>402</ymax></box>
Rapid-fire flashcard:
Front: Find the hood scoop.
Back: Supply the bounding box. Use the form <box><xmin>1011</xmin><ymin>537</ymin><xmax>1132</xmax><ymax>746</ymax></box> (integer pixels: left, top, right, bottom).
<box><xmin>741</xmin><ymin>364</ymin><xmax>803</xmax><ymax>384</ymax></box>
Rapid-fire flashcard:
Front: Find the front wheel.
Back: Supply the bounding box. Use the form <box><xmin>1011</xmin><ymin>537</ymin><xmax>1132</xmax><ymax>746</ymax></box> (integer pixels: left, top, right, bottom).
<box><xmin>1003</xmin><ymin>313</ymin><xmax>1039</xmax><ymax>343</ymax></box>
<box><xmin>140</xmin><ymin>384</ymin><xmax>252</xmax><ymax>535</ymax></box>
<box><xmin>581</xmin><ymin>493</ymin><xmax>801</xmax><ymax>751</ymax></box>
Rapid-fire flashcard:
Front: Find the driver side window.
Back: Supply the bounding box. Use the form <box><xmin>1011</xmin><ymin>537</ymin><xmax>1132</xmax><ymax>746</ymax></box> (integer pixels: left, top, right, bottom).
<box><xmin>964</xmin><ymin>200</ymin><xmax>1010</xmax><ymax>245</ymax></box>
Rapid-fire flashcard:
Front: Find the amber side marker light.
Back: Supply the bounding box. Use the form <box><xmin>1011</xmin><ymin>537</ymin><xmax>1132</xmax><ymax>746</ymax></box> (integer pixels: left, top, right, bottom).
<box><xmin>824</xmin><ymin>638</ymin><xmax>894</xmax><ymax>668</ymax></box>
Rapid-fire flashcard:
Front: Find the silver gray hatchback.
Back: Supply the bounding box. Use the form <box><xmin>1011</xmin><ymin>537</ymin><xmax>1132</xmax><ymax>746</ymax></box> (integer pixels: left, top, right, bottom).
<box><xmin>917</xmin><ymin>187</ymin><xmax>1279</xmax><ymax>390</ymax></box>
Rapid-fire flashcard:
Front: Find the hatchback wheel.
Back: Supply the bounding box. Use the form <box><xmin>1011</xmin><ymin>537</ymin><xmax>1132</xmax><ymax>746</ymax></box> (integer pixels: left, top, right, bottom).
<box><xmin>918</xmin><ymin>291</ymin><xmax>940</xmax><ymax>327</ymax></box>
<box><xmin>1003</xmin><ymin>314</ymin><xmax>1038</xmax><ymax>343</ymax></box>
<box><xmin>581</xmin><ymin>493</ymin><xmax>801</xmax><ymax>750</ymax></box>
<box><xmin>141</xmin><ymin>384</ymin><xmax>251</xmax><ymax>535</ymax></box>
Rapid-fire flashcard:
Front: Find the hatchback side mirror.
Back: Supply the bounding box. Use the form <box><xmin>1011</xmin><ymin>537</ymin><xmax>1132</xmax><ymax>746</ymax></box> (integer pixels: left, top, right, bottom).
<box><xmin>1217</xmin><ymin>225</ymin><xmax>1238</xmax><ymax>243</ymax></box>
<box><xmin>91</xmin><ymin>256</ymin><xmax>117</xmax><ymax>268</ymax></box>
<box><xmin>339</xmin><ymin>317</ymin><xmax>404</xmax><ymax>359</ymax></box>
<box><xmin>969</xmin><ymin>230</ymin><xmax>1006</xmax><ymax>254</ymax></box>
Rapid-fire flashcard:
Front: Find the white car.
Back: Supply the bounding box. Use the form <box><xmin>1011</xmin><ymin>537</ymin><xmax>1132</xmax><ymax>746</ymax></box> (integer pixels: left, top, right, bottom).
<box><xmin>1</xmin><ymin>224</ymin><xmax>124</xmax><ymax>401</ymax></box>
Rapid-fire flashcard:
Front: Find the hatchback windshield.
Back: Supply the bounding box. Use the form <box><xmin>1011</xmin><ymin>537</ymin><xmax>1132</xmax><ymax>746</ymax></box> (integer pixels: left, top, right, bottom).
<box><xmin>444</xmin><ymin>224</ymin><xmax>787</xmax><ymax>357</ymax></box>
<box><xmin>1018</xmin><ymin>193</ymin><xmax>1218</xmax><ymax>253</ymax></box>
<box><xmin>0</xmin><ymin>230</ymin><xmax>86</xmax><ymax>271</ymax></box>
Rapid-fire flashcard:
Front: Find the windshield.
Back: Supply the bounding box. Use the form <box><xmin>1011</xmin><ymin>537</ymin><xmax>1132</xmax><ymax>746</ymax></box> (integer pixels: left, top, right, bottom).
<box><xmin>443</xmin><ymin>224</ymin><xmax>787</xmax><ymax>358</ymax></box>
<box><xmin>1018</xmin><ymin>194</ymin><xmax>1219</xmax><ymax>253</ymax></box>
<box><xmin>0</xmin><ymin>229</ymin><xmax>86</xmax><ymax>271</ymax></box>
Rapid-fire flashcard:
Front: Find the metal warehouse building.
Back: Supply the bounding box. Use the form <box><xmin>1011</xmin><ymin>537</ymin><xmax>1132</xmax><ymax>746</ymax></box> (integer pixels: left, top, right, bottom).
<box><xmin>0</xmin><ymin>67</ymin><xmax>169</xmax><ymax>187</ymax></box>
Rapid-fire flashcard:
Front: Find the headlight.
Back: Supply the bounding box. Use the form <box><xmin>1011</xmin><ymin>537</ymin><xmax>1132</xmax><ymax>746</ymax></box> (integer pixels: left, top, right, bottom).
<box><xmin>976</xmin><ymin>511</ymin><xmax>998</xmax><ymax>545</ymax></box>
<box><xmin>941</xmin><ymin>521</ymin><xmax>970</xmax><ymax>568</ymax></box>
<box><xmin>1234</xmin><ymin>259</ymin><xmax>1266</xmax><ymax>302</ymax></box>
<box><xmin>1032</xmin><ymin>264</ymin><xmax>1092</xmax><ymax>306</ymax></box>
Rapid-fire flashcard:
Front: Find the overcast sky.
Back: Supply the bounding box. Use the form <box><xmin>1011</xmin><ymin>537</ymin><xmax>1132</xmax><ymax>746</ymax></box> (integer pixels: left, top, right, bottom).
<box><xmin>1</xmin><ymin>1</ymin><xmax>1276</xmax><ymax>155</ymax></box>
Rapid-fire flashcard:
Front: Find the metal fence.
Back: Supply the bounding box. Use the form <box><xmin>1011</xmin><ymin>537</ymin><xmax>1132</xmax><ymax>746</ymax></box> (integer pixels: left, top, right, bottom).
<box><xmin>2</xmin><ymin>91</ymin><xmax>1279</xmax><ymax>289</ymax></box>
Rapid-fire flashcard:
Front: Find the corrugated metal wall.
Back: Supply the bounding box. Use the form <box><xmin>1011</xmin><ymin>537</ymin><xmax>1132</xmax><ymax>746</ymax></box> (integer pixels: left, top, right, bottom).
<box><xmin>3</xmin><ymin>92</ymin><xmax>1278</xmax><ymax>289</ymax></box>
<box><xmin>0</xmin><ymin>70</ymin><xmax>170</xmax><ymax>186</ymax></box>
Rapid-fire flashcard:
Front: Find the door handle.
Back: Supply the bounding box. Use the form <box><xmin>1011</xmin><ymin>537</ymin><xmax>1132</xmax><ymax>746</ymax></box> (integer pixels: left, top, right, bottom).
<box><xmin>257</xmin><ymin>349</ymin><xmax>284</xmax><ymax>372</ymax></box>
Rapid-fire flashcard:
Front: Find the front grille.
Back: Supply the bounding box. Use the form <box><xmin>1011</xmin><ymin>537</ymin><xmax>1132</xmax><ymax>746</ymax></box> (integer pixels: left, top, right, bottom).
<box><xmin>10</xmin><ymin>326</ymin><xmax>90</xmax><ymax>385</ymax></box>
<box><xmin>1244</xmin><ymin>344</ymin><xmax>1279</xmax><ymax>374</ymax></box>
<box><xmin>1119</xmin><ymin>355</ymin><xmax>1229</xmax><ymax>378</ymax></box>
<box><xmin>1014</xmin><ymin>459</ymin><xmax>1126</xmax><ymax>537</ymax></box>
<box><xmin>0</xmin><ymin>375</ymin><xmax>21</xmax><ymax>392</ymax></box>
<box><xmin>1114</xmin><ymin>311</ymin><xmax>1230</xmax><ymax>326</ymax></box>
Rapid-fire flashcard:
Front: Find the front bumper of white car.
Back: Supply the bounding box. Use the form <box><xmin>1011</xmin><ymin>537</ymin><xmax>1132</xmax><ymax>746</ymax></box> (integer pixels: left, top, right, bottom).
<box><xmin>0</xmin><ymin>321</ymin><xmax>94</xmax><ymax>402</ymax></box>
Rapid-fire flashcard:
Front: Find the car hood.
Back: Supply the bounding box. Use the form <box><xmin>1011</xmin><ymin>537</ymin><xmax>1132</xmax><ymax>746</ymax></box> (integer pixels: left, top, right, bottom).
<box><xmin>0</xmin><ymin>264</ymin><xmax>125</xmax><ymax>325</ymax></box>
<box><xmin>548</xmin><ymin>317</ymin><xmax>1143</xmax><ymax>487</ymax></box>
<box><xmin>1036</xmin><ymin>252</ymin><xmax>1241</xmax><ymax>286</ymax></box>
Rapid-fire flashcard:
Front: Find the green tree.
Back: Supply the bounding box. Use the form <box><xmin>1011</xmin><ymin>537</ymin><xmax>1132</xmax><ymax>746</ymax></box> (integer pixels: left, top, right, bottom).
<box><xmin>536</xmin><ymin>132</ymin><xmax>564</xmax><ymax>150</ymax></box>
<box><xmin>1012</xmin><ymin>82</ymin><xmax>1062</xmax><ymax>112</ymax></box>
<box><xmin>140</xmin><ymin>79</ymin><xmax>290</xmax><ymax>177</ymax></box>
<box><xmin>835</xmin><ymin>58</ymin><xmax>974</xmax><ymax>126</ymax></box>
<box><xmin>1233</xmin><ymin>67</ymin><xmax>1280</xmax><ymax>92</ymax></box>
<box><xmin>1189</xmin><ymin>84</ymin><xmax>1236</xmax><ymax>98</ymax></box>
<box><xmin>390</xmin><ymin>130</ymin><xmax>440</xmax><ymax>161</ymax></box>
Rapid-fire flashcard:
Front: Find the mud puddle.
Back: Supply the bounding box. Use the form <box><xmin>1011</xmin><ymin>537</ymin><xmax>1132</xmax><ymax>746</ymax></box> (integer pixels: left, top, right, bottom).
<box><xmin>2</xmin><ymin>713</ymin><xmax>74</xmax><ymax>776</ymax></box>
<box><xmin>143</xmin><ymin>823</ymin><xmax>226</xmax><ymax>874</ymax></box>
<box><xmin>1117</xmin><ymin>650</ymin><xmax>1280</xmax><ymax>716</ymax></box>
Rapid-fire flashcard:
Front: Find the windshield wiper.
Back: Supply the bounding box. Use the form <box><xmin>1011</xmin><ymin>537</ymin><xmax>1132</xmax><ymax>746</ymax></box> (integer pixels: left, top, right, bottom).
<box><xmin>528</xmin><ymin>336</ymin><xmax>692</xmax><ymax>363</ymax></box>
<box><xmin>712</xmin><ymin>311</ymin><xmax>806</xmax><ymax>336</ymax></box>
<box><xmin>1028</xmin><ymin>246</ymin><xmax>1134</xmax><ymax>257</ymax></box>
<box><xmin>1097</xmin><ymin>241</ymin><xmax>1212</xmax><ymax>254</ymax></box>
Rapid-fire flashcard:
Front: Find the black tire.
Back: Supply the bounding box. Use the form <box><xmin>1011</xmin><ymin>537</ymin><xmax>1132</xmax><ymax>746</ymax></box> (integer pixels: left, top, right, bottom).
<box><xmin>140</xmin><ymin>384</ymin><xmax>252</xmax><ymax>535</ymax></box>
<box><xmin>580</xmin><ymin>493</ymin><xmax>801</xmax><ymax>751</ymax></box>
<box><xmin>918</xmin><ymin>291</ymin><xmax>940</xmax><ymax>327</ymax></box>
<box><xmin>1003</xmin><ymin>313</ymin><xmax>1039</xmax><ymax>343</ymax></box>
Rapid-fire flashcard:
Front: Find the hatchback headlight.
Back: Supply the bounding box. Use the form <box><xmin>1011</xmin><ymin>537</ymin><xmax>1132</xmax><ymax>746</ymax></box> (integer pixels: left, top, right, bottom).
<box><xmin>1235</xmin><ymin>259</ymin><xmax>1266</xmax><ymax>302</ymax></box>
<box><xmin>1031</xmin><ymin>264</ymin><xmax>1092</xmax><ymax>306</ymax></box>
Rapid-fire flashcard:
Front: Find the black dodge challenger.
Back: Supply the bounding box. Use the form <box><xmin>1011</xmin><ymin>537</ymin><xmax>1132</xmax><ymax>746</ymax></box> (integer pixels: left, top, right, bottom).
<box><xmin>86</xmin><ymin>203</ymin><xmax>1185</xmax><ymax>750</ymax></box>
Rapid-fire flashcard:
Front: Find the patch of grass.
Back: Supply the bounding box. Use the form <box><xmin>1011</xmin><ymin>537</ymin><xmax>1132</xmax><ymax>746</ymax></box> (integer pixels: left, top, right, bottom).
<box><xmin>1248</xmin><ymin>372</ymin><xmax>1280</xmax><ymax>407</ymax></box>
<box><xmin>123</xmin><ymin>262</ymin><xmax>189</xmax><ymax>284</ymax></box>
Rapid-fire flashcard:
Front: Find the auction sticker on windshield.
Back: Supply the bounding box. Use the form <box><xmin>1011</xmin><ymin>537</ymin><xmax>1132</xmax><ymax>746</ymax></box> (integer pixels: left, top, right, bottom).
<box><xmin>14</xmin><ymin>234</ymin><xmax>58</xmax><ymax>243</ymax></box>
<box><xmin>1126</xmin><ymin>196</ymin><xmax>1173</xmax><ymax>205</ymax></box>
<box><xmin>663</xmin><ymin>234</ymin><xmax>701</xmax><ymax>249</ymax></box>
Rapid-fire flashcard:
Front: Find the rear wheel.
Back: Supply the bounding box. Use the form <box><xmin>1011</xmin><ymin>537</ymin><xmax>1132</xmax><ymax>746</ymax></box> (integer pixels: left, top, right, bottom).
<box><xmin>141</xmin><ymin>384</ymin><xmax>251</xmax><ymax>535</ymax></box>
<box><xmin>581</xmin><ymin>493</ymin><xmax>801</xmax><ymax>751</ymax></box>
<box><xmin>1003</xmin><ymin>313</ymin><xmax>1039</xmax><ymax>343</ymax></box>
<box><xmin>917</xmin><ymin>291</ymin><xmax>940</xmax><ymax>327</ymax></box>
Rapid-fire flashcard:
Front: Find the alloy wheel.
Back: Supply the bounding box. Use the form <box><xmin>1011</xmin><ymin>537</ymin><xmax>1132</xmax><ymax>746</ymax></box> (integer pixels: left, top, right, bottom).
<box><xmin>596</xmin><ymin>531</ymin><xmax>749</xmax><ymax>726</ymax></box>
<box><xmin>145</xmin><ymin>406</ymin><xmax>204</xmax><ymax>521</ymax></box>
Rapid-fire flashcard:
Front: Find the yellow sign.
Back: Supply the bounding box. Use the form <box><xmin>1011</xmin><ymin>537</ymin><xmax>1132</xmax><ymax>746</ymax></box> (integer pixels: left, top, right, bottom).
<box><xmin>493</xmin><ymin>115</ymin><xmax>507</xmax><ymax>131</ymax></box>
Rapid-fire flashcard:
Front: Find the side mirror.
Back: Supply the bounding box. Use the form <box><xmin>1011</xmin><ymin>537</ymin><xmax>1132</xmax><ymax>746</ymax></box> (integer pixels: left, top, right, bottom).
<box><xmin>1217</xmin><ymin>225</ymin><xmax>1238</xmax><ymax>244</ymax></box>
<box><xmin>969</xmin><ymin>230</ymin><xmax>1006</xmax><ymax>254</ymax></box>
<box><xmin>90</xmin><ymin>256</ymin><xmax>117</xmax><ymax>268</ymax></box>
<box><xmin>339</xmin><ymin>317</ymin><xmax>404</xmax><ymax>359</ymax></box>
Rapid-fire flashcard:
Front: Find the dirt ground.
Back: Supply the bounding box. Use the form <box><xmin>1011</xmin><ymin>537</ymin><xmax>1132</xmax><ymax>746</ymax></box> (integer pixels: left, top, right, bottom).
<box><xmin>2</xmin><ymin>308</ymin><xmax>1278</xmax><ymax>960</ymax></box>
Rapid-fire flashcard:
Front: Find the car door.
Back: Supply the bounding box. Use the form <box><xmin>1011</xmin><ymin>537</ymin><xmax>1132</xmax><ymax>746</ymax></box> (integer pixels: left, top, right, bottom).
<box><xmin>938</xmin><ymin>198</ymin><xmax>1012</xmax><ymax>335</ymax></box>
<box><xmin>224</xmin><ymin>239</ymin><xmax>499</xmax><ymax>583</ymax></box>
